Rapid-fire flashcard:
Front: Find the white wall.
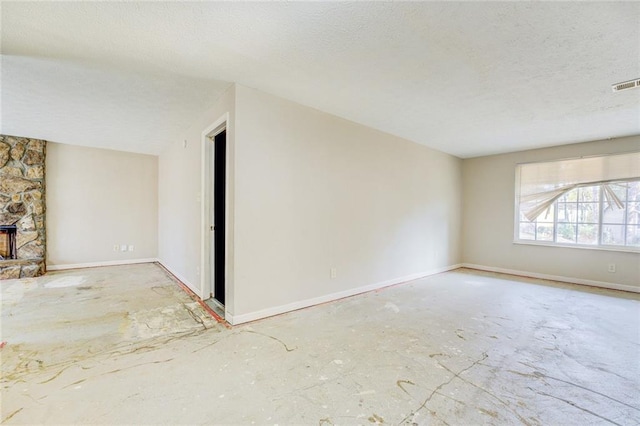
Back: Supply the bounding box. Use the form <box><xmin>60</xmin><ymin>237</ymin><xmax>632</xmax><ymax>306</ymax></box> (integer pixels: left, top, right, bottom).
<box><xmin>157</xmin><ymin>84</ymin><xmax>462</xmax><ymax>323</ymax></box>
<box><xmin>157</xmin><ymin>85</ymin><xmax>235</xmax><ymax>305</ymax></box>
<box><xmin>232</xmin><ymin>85</ymin><xmax>462</xmax><ymax>322</ymax></box>
<box><xmin>462</xmin><ymin>135</ymin><xmax>640</xmax><ymax>290</ymax></box>
<box><xmin>46</xmin><ymin>142</ymin><xmax>158</xmax><ymax>266</ymax></box>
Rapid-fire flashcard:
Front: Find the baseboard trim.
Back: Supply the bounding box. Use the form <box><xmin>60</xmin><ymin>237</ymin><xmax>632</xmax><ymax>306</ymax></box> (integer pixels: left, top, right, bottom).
<box><xmin>155</xmin><ymin>261</ymin><xmax>229</xmax><ymax>327</ymax></box>
<box><xmin>155</xmin><ymin>260</ymin><xmax>200</xmax><ymax>297</ymax></box>
<box><xmin>47</xmin><ymin>258</ymin><xmax>159</xmax><ymax>271</ymax></box>
<box><xmin>461</xmin><ymin>263</ymin><xmax>640</xmax><ymax>294</ymax></box>
<box><xmin>227</xmin><ymin>263</ymin><xmax>462</xmax><ymax>325</ymax></box>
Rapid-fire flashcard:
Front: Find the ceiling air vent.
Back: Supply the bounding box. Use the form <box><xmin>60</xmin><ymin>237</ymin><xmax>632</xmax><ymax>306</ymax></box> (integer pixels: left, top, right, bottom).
<box><xmin>611</xmin><ymin>78</ymin><xmax>640</xmax><ymax>92</ymax></box>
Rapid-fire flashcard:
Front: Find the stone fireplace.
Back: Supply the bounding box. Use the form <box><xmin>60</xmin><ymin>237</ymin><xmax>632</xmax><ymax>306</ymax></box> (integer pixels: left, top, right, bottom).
<box><xmin>0</xmin><ymin>135</ymin><xmax>46</xmax><ymax>279</ymax></box>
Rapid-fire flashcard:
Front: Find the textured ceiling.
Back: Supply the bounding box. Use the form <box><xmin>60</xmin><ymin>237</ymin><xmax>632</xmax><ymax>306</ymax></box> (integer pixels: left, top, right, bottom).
<box><xmin>1</xmin><ymin>2</ymin><xmax>639</xmax><ymax>157</ymax></box>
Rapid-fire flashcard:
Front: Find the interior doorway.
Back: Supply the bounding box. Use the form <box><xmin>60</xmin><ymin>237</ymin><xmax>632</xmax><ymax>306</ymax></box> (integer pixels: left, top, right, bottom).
<box><xmin>212</xmin><ymin>129</ymin><xmax>226</xmax><ymax>307</ymax></box>
<box><xmin>201</xmin><ymin>115</ymin><xmax>228</xmax><ymax>321</ymax></box>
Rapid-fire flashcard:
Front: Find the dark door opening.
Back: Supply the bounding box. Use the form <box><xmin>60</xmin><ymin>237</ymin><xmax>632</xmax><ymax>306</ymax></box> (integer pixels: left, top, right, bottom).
<box><xmin>213</xmin><ymin>129</ymin><xmax>226</xmax><ymax>306</ymax></box>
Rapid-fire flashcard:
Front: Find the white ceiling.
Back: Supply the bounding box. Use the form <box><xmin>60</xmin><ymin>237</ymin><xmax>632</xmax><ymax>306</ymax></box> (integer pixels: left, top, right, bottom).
<box><xmin>1</xmin><ymin>2</ymin><xmax>639</xmax><ymax>157</ymax></box>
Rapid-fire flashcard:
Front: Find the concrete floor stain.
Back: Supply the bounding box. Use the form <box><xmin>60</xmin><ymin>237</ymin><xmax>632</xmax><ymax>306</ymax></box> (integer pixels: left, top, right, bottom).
<box><xmin>1</xmin><ymin>264</ymin><xmax>639</xmax><ymax>424</ymax></box>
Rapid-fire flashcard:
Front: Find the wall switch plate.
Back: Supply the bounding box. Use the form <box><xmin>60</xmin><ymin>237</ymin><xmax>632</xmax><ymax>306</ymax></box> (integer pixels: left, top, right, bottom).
<box><xmin>128</xmin><ymin>245</ymin><xmax>134</xmax><ymax>252</ymax></box>
<box><xmin>608</xmin><ymin>263</ymin><xmax>616</xmax><ymax>273</ymax></box>
<box><xmin>120</xmin><ymin>244</ymin><xmax>127</xmax><ymax>252</ymax></box>
<box><xmin>330</xmin><ymin>268</ymin><xmax>337</xmax><ymax>279</ymax></box>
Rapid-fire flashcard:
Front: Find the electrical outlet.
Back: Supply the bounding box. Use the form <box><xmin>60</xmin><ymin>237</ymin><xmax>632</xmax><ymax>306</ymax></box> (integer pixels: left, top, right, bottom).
<box><xmin>607</xmin><ymin>263</ymin><xmax>616</xmax><ymax>273</ymax></box>
<box><xmin>128</xmin><ymin>245</ymin><xmax>134</xmax><ymax>252</ymax></box>
<box><xmin>330</xmin><ymin>268</ymin><xmax>337</xmax><ymax>279</ymax></box>
<box><xmin>113</xmin><ymin>245</ymin><xmax>119</xmax><ymax>252</ymax></box>
<box><xmin>120</xmin><ymin>244</ymin><xmax>127</xmax><ymax>252</ymax></box>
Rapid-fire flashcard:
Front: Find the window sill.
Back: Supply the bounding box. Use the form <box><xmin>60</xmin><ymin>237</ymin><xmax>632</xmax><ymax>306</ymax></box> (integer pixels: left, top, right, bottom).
<box><xmin>513</xmin><ymin>240</ymin><xmax>640</xmax><ymax>254</ymax></box>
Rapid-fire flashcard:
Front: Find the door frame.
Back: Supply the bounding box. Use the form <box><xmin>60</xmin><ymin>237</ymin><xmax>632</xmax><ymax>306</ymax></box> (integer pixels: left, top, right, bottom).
<box><xmin>200</xmin><ymin>113</ymin><xmax>229</xmax><ymax>313</ymax></box>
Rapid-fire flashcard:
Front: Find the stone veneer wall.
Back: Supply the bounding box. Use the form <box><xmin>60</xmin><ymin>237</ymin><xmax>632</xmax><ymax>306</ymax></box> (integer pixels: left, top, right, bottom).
<box><xmin>0</xmin><ymin>135</ymin><xmax>46</xmax><ymax>279</ymax></box>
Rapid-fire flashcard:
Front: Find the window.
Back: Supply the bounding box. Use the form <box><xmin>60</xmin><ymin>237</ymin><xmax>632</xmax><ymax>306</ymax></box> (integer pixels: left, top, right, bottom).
<box><xmin>515</xmin><ymin>152</ymin><xmax>640</xmax><ymax>251</ymax></box>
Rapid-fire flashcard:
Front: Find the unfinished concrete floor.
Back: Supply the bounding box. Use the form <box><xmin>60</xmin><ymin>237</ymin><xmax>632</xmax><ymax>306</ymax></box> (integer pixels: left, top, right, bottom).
<box><xmin>1</xmin><ymin>263</ymin><xmax>639</xmax><ymax>425</ymax></box>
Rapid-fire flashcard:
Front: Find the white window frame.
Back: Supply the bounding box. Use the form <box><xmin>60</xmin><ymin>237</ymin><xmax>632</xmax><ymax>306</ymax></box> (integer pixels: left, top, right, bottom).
<box><xmin>514</xmin><ymin>152</ymin><xmax>640</xmax><ymax>253</ymax></box>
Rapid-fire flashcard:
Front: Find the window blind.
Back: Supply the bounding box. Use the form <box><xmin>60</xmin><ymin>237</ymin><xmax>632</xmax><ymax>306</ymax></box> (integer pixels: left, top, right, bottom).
<box><xmin>516</xmin><ymin>152</ymin><xmax>640</xmax><ymax>222</ymax></box>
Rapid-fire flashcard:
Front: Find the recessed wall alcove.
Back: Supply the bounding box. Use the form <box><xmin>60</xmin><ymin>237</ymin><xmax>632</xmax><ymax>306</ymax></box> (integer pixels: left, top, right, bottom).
<box><xmin>0</xmin><ymin>135</ymin><xmax>46</xmax><ymax>279</ymax></box>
